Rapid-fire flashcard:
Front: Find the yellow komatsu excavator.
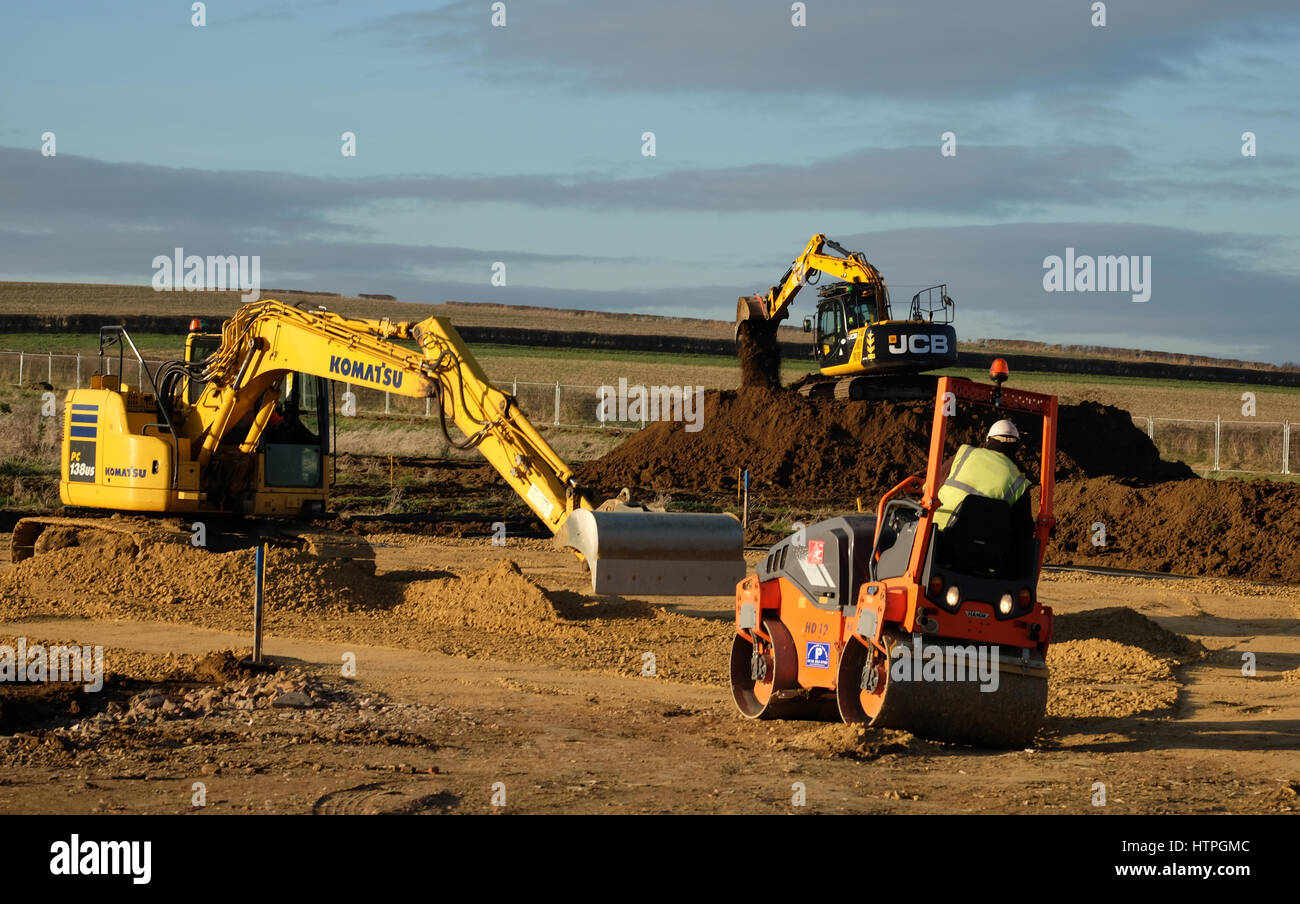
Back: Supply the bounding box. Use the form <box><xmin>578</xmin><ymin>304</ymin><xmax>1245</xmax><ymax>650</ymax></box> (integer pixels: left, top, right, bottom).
<box><xmin>14</xmin><ymin>301</ymin><xmax>744</xmax><ymax>596</ymax></box>
<box><xmin>735</xmin><ymin>233</ymin><xmax>957</xmax><ymax>400</ymax></box>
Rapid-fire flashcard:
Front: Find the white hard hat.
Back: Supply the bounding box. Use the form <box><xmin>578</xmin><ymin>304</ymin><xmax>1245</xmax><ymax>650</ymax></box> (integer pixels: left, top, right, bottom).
<box><xmin>988</xmin><ymin>419</ymin><xmax>1020</xmax><ymax>441</ymax></box>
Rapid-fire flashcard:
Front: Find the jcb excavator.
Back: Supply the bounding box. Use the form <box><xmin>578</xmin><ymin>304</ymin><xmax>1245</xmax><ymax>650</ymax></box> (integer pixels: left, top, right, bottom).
<box><xmin>729</xmin><ymin>361</ymin><xmax>1056</xmax><ymax>747</ymax></box>
<box><xmin>14</xmin><ymin>301</ymin><xmax>744</xmax><ymax>596</ymax></box>
<box><xmin>735</xmin><ymin>233</ymin><xmax>957</xmax><ymax>400</ymax></box>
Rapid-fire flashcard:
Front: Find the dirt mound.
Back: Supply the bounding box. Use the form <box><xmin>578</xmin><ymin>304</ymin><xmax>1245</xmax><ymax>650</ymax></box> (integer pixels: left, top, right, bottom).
<box><xmin>1047</xmin><ymin>639</ymin><xmax>1178</xmax><ymax>719</ymax></box>
<box><xmin>400</xmin><ymin>560</ymin><xmax>582</xmax><ymax>640</ymax></box>
<box><xmin>1057</xmin><ymin>402</ymin><xmax>1194</xmax><ymax>482</ymax></box>
<box><xmin>736</xmin><ymin>320</ymin><xmax>781</xmax><ymax>389</ymax></box>
<box><xmin>779</xmin><ymin>724</ymin><xmax>920</xmax><ymax>760</ymax></box>
<box><xmin>397</xmin><ymin>560</ymin><xmax>730</xmax><ymax>681</ymax></box>
<box><xmin>1052</xmin><ymin>607</ymin><xmax>1205</xmax><ymax>662</ymax></box>
<box><xmin>34</xmin><ymin>524</ymin><xmax>138</xmax><ymax>558</ymax></box>
<box><xmin>190</xmin><ymin>650</ymin><xmax>247</xmax><ymax>684</ymax></box>
<box><xmin>0</xmin><ymin>544</ymin><xmax>393</xmax><ymax>616</ymax></box>
<box><xmin>580</xmin><ymin>387</ymin><xmax>1188</xmax><ymax>501</ymax></box>
<box><xmin>1046</xmin><ymin>608</ymin><xmax>1201</xmax><ymax>722</ymax></box>
<box><xmin>1051</xmin><ymin>478</ymin><xmax>1300</xmax><ymax>582</ymax></box>
<box><xmin>580</xmin><ymin>385</ymin><xmax>1300</xmax><ymax>583</ymax></box>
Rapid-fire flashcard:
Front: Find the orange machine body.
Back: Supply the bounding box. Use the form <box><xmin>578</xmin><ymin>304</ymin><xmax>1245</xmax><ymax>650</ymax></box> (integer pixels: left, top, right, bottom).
<box><xmin>731</xmin><ymin>373</ymin><xmax>1058</xmax><ymax>729</ymax></box>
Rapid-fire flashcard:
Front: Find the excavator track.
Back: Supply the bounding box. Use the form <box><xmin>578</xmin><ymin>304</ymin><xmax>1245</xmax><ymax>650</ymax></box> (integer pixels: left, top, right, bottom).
<box><xmin>792</xmin><ymin>372</ymin><xmax>941</xmax><ymax>402</ymax></box>
<box><xmin>836</xmin><ymin>633</ymin><xmax>1048</xmax><ymax>748</ymax></box>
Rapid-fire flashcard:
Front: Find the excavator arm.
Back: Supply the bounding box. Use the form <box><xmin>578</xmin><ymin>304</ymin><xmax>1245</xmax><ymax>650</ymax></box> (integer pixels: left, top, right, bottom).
<box><xmin>736</xmin><ymin>233</ymin><xmax>890</xmax><ymax>335</ymax></box>
<box><xmin>173</xmin><ymin>301</ymin><xmax>742</xmax><ymax>595</ymax></box>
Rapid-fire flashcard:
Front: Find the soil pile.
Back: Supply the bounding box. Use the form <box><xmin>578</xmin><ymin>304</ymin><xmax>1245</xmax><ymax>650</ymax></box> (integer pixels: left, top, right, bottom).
<box><xmin>0</xmin><ymin>544</ymin><xmax>393</xmax><ymax>616</ymax></box>
<box><xmin>779</xmin><ymin>724</ymin><xmax>922</xmax><ymax>760</ymax></box>
<box><xmin>736</xmin><ymin>320</ymin><xmax>781</xmax><ymax>389</ymax></box>
<box><xmin>579</xmin><ymin>385</ymin><xmax>1300</xmax><ymax>583</ymax></box>
<box><xmin>400</xmin><ymin>560</ymin><xmax>583</xmax><ymax>640</ymax></box>
<box><xmin>1052</xmin><ymin>606</ymin><xmax>1205</xmax><ymax>661</ymax></box>
<box><xmin>1047</xmin><ymin>639</ymin><xmax>1177</xmax><ymax>720</ymax></box>
<box><xmin>1046</xmin><ymin>608</ymin><xmax>1203</xmax><ymax>722</ymax></box>
<box><xmin>581</xmin><ymin>388</ymin><xmax>1188</xmax><ymax>501</ymax></box>
<box><xmin>1051</xmin><ymin>478</ymin><xmax>1300</xmax><ymax>582</ymax></box>
<box><xmin>398</xmin><ymin>560</ymin><xmax>730</xmax><ymax>681</ymax></box>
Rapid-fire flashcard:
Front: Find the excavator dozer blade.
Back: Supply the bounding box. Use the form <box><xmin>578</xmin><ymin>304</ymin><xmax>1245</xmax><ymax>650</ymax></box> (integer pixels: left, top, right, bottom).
<box><xmin>555</xmin><ymin>509</ymin><xmax>745</xmax><ymax>597</ymax></box>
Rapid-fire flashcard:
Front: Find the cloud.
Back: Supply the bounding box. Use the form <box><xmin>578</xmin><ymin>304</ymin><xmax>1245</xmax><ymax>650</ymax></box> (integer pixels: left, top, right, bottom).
<box><xmin>362</xmin><ymin>0</ymin><xmax>1300</xmax><ymax>100</ymax></box>
<box><xmin>6</xmin><ymin>144</ymin><xmax>1287</xmax><ymax>229</ymax></box>
<box><xmin>831</xmin><ymin>222</ymin><xmax>1300</xmax><ymax>362</ymax></box>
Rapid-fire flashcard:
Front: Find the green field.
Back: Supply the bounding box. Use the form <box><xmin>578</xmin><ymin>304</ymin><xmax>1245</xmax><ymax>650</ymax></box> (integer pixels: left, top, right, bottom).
<box><xmin>2</xmin><ymin>330</ymin><xmax>1298</xmax><ymax>423</ymax></box>
<box><xmin>0</xmin><ymin>332</ymin><xmax>187</xmax><ymax>354</ymax></box>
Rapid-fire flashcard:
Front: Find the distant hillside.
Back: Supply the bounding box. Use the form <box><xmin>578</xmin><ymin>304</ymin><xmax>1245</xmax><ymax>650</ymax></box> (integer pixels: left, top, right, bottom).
<box><xmin>963</xmin><ymin>338</ymin><xmax>1298</xmax><ymax>374</ymax></box>
<box><xmin>0</xmin><ymin>281</ymin><xmax>1294</xmax><ymax>375</ymax></box>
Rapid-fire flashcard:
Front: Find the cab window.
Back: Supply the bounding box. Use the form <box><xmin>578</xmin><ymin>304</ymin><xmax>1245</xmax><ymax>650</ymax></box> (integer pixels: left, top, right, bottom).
<box><xmin>818</xmin><ymin>306</ymin><xmax>844</xmax><ymax>343</ymax></box>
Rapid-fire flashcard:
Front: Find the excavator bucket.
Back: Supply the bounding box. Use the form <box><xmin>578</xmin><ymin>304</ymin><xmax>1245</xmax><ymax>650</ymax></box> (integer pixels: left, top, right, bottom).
<box><xmin>734</xmin><ymin>294</ymin><xmax>769</xmax><ymax>339</ymax></box>
<box><xmin>555</xmin><ymin>509</ymin><xmax>745</xmax><ymax>596</ymax></box>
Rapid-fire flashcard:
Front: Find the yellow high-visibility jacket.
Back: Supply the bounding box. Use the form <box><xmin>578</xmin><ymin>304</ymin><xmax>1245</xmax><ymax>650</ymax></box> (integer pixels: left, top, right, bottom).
<box><xmin>933</xmin><ymin>444</ymin><xmax>1028</xmax><ymax>530</ymax></box>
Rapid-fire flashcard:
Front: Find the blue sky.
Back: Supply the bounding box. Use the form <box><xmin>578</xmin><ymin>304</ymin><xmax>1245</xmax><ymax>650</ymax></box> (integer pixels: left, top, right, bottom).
<box><xmin>2</xmin><ymin>0</ymin><xmax>1299</xmax><ymax>361</ymax></box>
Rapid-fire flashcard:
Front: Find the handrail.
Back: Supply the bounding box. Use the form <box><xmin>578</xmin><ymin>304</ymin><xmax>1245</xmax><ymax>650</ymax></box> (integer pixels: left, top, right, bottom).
<box><xmin>99</xmin><ymin>326</ymin><xmax>181</xmax><ymax>488</ymax></box>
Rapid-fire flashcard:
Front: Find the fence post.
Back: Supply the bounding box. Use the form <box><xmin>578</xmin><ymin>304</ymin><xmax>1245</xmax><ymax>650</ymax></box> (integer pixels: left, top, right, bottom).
<box><xmin>553</xmin><ymin>382</ymin><xmax>561</xmax><ymax>426</ymax></box>
<box><xmin>512</xmin><ymin>378</ymin><xmax>518</xmax><ymax>397</ymax></box>
<box><xmin>1284</xmin><ymin>421</ymin><xmax>1291</xmax><ymax>475</ymax></box>
<box><xmin>17</xmin><ymin>352</ymin><xmax>22</xmax><ymax>386</ymax></box>
<box><xmin>1146</xmin><ymin>416</ymin><xmax>1154</xmax><ymax>440</ymax></box>
<box><xmin>75</xmin><ymin>354</ymin><xmax>81</xmax><ymax>388</ymax></box>
<box><xmin>1213</xmin><ymin>415</ymin><xmax>1221</xmax><ymax>472</ymax></box>
<box><xmin>385</xmin><ymin>391</ymin><xmax>390</xmax><ymax>415</ymax></box>
<box><xmin>425</xmin><ymin>396</ymin><xmax>431</xmax><ymax>418</ymax></box>
<box><xmin>47</xmin><ymin>353</ymin><xmax>52</xmax><ymax>385</ymax></box>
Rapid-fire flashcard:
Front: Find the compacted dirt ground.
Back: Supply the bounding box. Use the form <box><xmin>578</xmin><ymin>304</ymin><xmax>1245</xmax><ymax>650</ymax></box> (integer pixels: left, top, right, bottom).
<box><xmin>0</xmin><ymin>535</ymin><xmax>1295</xmax><ymax>815</ymax></box>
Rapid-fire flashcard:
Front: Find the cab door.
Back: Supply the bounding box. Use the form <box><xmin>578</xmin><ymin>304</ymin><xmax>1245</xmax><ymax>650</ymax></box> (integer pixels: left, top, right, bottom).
<box><xmin>815</xmin><ymin>302</ymin><xmax>851</xmax><ymax>368</ymax></box>
<box><xmin>263</xmin><ymin>373</ymin><xmax>330</xmax><ymax>489</ymax></box>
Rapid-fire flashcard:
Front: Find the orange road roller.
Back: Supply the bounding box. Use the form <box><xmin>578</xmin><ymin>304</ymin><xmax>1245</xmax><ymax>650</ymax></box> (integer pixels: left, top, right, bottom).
<box><xmin>730</xmin><ymin>363</ymin><xmax>1057</xmax><ymax>747</ymax></box>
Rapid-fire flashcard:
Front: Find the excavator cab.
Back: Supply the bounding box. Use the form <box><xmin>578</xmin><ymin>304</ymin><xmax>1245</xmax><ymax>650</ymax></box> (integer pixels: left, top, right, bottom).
<box><xmin>812</xmin><ymin>283</ymin><xmax>888</xmax><ymax>369</ymax></box>
<box><xmin>185</xmin><ymin>327</ymin><xmax>332</xmax><ymax>504</ymax></box>
<box><xmin>262</xmin><ymin>373</ymin><xmax>330</xmax><ymax>489</ymax></box>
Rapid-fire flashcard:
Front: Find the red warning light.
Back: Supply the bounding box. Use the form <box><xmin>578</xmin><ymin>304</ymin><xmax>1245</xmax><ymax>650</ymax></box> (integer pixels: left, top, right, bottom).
<box><xmin>188</xmin><ymin>318</ymin><xmax>202</xmax><ymax>332</ymax></box>
<box><xmin>990</xmin><ymin>358</ymin><xmax>1009</xmax><ymax>382</ymax></box>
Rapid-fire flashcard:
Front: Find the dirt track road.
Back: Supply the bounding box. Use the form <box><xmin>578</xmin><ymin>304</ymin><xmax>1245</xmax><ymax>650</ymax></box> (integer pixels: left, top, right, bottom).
<box><xmin>0</xmin><ymin>538</ymin><xmax>1296</xmax><ymax>815</ymax></box>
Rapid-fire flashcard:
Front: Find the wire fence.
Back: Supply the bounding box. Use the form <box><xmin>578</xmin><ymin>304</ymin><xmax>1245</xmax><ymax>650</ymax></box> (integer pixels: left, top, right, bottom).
<box><xmin>1129</xmin><ymin>415</ymin><xmax>1293</xmax><ymax>475</ymax></box>
<box><xmin>0</xmin><ymin>351</ymin><xmax>1293</xmax><ymax>476</ymax></box>
<box><xmin>0</xmin><ymin>350</ymin><xmax>651</xmax><ymax>429</ymax></box>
